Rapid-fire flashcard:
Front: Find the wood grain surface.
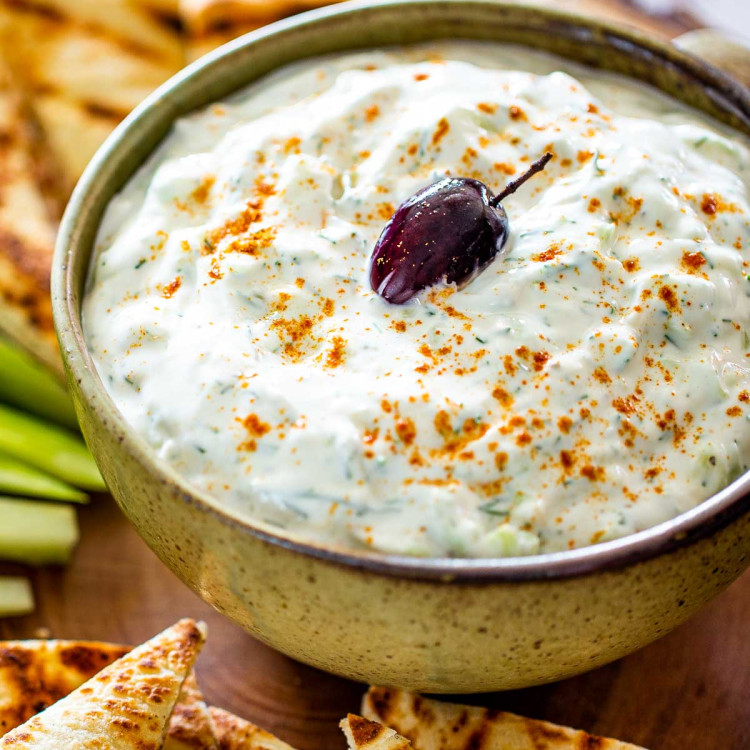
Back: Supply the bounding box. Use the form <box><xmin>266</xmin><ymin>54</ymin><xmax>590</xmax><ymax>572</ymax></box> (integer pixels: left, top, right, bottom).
<box><xmin>0</xmin><ymin>2</ymin><xmax>748</xmax><ymax>749</ymax></box>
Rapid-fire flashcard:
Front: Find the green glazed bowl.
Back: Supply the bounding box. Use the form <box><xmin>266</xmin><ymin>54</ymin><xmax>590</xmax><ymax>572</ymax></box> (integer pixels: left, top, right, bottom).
<box><xmin>53</xmin><ymin>0</ymin><xmax>750</xmax><ymax>692</ymax></box>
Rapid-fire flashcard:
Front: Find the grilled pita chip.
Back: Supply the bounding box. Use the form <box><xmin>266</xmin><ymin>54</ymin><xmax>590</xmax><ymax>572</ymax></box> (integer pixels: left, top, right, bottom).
<box><xmin>180</xmin><ymin>0</ymin><xmax>342</xmax><ymax>34</ymax></box>
<box><xmin>0</xmin><ymin>638</ymin><xmax>215</xmax><ymax>750</ymax></box>
<box><xmin>208</xmin><ymin>706</ymin><xmax>296</xmax><ymax>750</ymax></box>
<box><xmin>0</xmin><ymin>0</ymin><xmax>183</xmax><ymax>190</ymax></box>
<box><xmin>362</xmin><ymin>687</ymin><xmax>648</xmax><ymax>750</ymax></box>
<box><xmin>166</xmin><ymin>672</ymin><xmax>218</xmax><ymax>750</ymax></box>
<box><xmin>0</xmin><ymin>618</ymin><xmax>206</xmax><ymax>750</ymax></box>
<box><xmin>0</xmin><ymin>54</ymin><xmax>66</xmax><ymax>374</ymax></box>
<box><xmin>2</xmin><ymin>0</ymin><xmax>183</xmax><ymax>60</ymax></box>
<box><xmin>179</xmin><ymin>0</ymin><xmax>343</xmax><ymax>59</ymax></box>
<box><xmin>0</xmin><ymin>639</ymin><xmax>129</xmax><ymax>735</ymax></box>
<box><xmin>341</xmin><ymin>714</ymin><xmax>412</xmax><ymax>750</ymax></box>
<box><xmin>182</xmin><ymin>20</ymin><xmax>264</xmax><ymax>61</ymax></box>
<box><xmin>131</xmin><ymin>0</ymin><xmax>179</xmax><ymax>20</ymax></box>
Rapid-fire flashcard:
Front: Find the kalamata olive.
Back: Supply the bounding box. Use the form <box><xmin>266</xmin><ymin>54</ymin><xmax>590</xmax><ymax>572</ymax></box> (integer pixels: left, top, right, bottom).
<box><xmin>370</xmin><ymin>152</ymin><xmax>553</xmax><ymax>304</ymax></box>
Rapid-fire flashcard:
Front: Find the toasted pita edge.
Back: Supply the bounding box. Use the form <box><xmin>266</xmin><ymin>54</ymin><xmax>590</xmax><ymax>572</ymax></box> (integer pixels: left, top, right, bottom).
<box><xmin>208</xmin><ymin>706</ymin><xmax>297</xmax><ymax>750</ymax></box>
<box><xmin>340</xmin><ymin>714</ymin><xmax>412</xmax><ymax>750</ymax></box>
<box><xmin>0</xmin><ymin>619</ymin><xmax>206</xmax><ymax>750</ymax></box>
<box><xmin>165</xmin><ymin>671</ymin><xmax>219</xmax><ymax>750</ymax></box>
<box><xmin>362</xmin><ymin>687</ymin><xmax>648</xmax><ymax>750</ymax></box>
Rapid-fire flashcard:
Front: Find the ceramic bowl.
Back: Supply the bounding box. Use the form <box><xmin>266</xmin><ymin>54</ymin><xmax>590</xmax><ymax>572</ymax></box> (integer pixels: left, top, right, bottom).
<box><xmin>53</xmin><ymin>0</ymin><xmax>750</xmax><ymax>692</ymax></box>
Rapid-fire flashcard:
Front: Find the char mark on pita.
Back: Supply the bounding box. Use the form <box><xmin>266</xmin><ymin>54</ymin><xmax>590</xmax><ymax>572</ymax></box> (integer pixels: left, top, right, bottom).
<box><xmin>208</xmin><ymin>706</ymin><xmax>297</xmax><ymax>750</ymax></box>
<box><xmin>1</xmin><ymin>0</ymin><xmax>183</xmax><ymax>62</ymax></box>
<box><xmin>179</xmin><ymin>0</ymin><xmax>344</xmax><ymax>59</ymax></box>
<box><xmin>340</xmin><ymin>714</ymin><xmax>412</xmax><ymax>750</ymax></box>
<box><xmin>362</xmin><ymin>687</ymin><xmax>649</xmax><ymax>750</ymax></box>
<box><xmin>165</xmin><ymin>672</ymin><xmax>218</xmax><ymax>750</ymax></box>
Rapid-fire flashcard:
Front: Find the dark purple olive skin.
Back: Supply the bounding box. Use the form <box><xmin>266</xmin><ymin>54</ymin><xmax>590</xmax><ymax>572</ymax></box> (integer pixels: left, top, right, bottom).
<box><xmin>369</xmin><ymin>177</ymin><xmax>508</xmax><ymax>304</ymax></box>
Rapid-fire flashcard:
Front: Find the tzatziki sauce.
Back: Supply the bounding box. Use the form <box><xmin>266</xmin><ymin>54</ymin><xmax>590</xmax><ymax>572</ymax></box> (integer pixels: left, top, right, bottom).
<box><xmin>84</xmin><ymin>42</ymin><xmax>750</xmax><ymax>557</ymax></box>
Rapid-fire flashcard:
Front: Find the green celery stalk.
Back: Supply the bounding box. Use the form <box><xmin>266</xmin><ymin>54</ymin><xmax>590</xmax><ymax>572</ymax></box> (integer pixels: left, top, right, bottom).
<box><xmin>0</xmin><ymin>404</ymin><xmax>105</xmax><ymax>491</ymax></box>
<box><xmin>0</xmin><ymin>496</ymin><xmax>79</xmax><ymax>565</ymax></box>
<box><xmin>0</xmin><ymin>576</ymin><xmax>34</xmax><ymax>617</ymax></box>
<box><xmin>0</xmin><ymin>451</ymin><xmax>88</xmax><ymax>503</ymax></box>
<box><xmin>0</xmin><ymin>337</ymin><xmax>77</xmax><ymax>429</ymax></box>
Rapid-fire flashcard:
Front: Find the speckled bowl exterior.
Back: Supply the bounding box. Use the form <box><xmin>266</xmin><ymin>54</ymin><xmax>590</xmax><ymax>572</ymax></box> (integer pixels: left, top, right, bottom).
<box><xmin>53</xmin><ymin>0</ymin><xmax>750</xmax><ymax>692</ymax></box>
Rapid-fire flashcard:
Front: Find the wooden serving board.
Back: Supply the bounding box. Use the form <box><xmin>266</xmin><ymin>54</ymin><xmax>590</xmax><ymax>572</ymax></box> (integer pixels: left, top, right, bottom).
<box><xmin>1</xmin><ymin>2</ymin><xmax>748</xmax><ymax>749</ymax></box>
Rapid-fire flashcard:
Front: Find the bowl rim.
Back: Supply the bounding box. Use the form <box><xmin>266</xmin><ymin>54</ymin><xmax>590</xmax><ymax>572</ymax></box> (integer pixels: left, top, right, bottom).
<box><xmin>53</xmin><ymin>0</ymin><xmax>750</xmax><ymax>583</ymax></box>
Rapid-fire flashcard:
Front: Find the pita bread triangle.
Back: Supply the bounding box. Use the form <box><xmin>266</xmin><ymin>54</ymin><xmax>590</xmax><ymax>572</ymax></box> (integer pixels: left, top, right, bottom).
<box><xmin>165</xmin><ymin>672</ymin><xmax>218</xmax><ymax>750</ymax></box>
<box><xmin>0</xmin><ymin>639</ymin><xmax>216</xmax><ymax>750</ymax></box>
<box><xmin>0</xmin><ymin>52</ymin><xmax>66</xmax><ymax>374</ymax></box>
<box><xmin>181</xmin><ymin>19</ymin><xmax>263</xmax><ymax>62</ymax></box>
<box><xmin>340</xmin><ymin>714</ymin><xmax>412</xmax><ymax>750</ymax></box>
<box><xmin>0</xmin><ymin>619</ymin><xmax>206</xmax><ymax>750</ymax></box>
<box><xmin>178</xmin><ymin>0</ymin><xmax>343</xmax><ymax>60</ymax></box>
<box><xmin>1</xmin><ymin>0</ymin><xmax>183</xmax><ymax>61</ymax></box>
<box><xmin>208</xmin><ymin>706</ymin><xmax>296</xmax><ymax>750</ymax></box>
<box><xmin>179</xmin><ymin>0</ymin><xmax>341</xmax><ymax>35</ymax></box>
<box><xmin>362</xmin><ymin>687</ymin><xmax>649</xmax><ymax>750</ymax></box>
<box><xmin>0</xmin><ymin>639</ymin><xmax>129</xmax><ymax>735</ymax></box>
<box><xmin>0</xmin><ymin>0</ymin><xmax>183</xmax><ymax>191</ymax></box>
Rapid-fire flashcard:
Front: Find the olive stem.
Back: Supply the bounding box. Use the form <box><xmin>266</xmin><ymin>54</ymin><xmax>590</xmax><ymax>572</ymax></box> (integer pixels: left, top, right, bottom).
<box><xmin>491</xmin><ymin>152</ymin><xmax>554</xmax><ymax>206</ymax></box>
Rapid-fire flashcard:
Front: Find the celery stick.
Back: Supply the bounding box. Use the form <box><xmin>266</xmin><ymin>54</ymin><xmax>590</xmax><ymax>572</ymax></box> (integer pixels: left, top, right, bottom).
<box><xmin>0</xmin><ymin>404</ymin><xmax>105</xmax><ymax>491</ymax></box>
<box><xmin>0</xmin><ymin>451</ymin><xmax>88</xmax><ymax>503</ymax></box>
<box><xmin>0</xmin><ymin>497</ymin><xmax>79</xmax><ymax>565</ymax></box>
<box><xmin>0</xmin><ymin>337</ymin><xmax>77</xmax><ymax>429</ymax></box>
<box><xmin>0</xmin><ymin>576</ymin><xmax>34</xmax><ymax>617</ymax></box>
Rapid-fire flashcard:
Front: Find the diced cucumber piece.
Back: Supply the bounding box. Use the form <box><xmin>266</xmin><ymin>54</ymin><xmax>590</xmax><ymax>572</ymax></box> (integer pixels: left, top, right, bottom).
<box><xmin>0</xmin><ymin>496</ymin><xmax>79</xmax><ymax>565</ymax></box>
<box><xmin>0</xmin><ymin>576</ymin><xmax>34</xmax><ymax>617</ymax></box>
<box><xmin>481</xmin><ymin>525</ymin><xmax>541</xmax><ymax>556</ymax></box>
<box><xmin>596</xmin><ymin>220</ymin><xmax>617</xmax><ymax>246</ymax></box>
<box><xmin>0</xmin><ymin>404</ymin><xmax>105</xmax><ymax>491</ymax></box>
<box><xmin>0</xmin><ymin>337</ymin><xmax>77</xmax><ymax>429</ymax></box>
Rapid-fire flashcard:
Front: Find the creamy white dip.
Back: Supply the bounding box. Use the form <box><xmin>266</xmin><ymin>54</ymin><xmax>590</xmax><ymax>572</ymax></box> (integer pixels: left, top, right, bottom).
<box><xmin>84</xmin><ymin>43</ymin><xmax>750</xmax><ymax>557</ymax></box>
